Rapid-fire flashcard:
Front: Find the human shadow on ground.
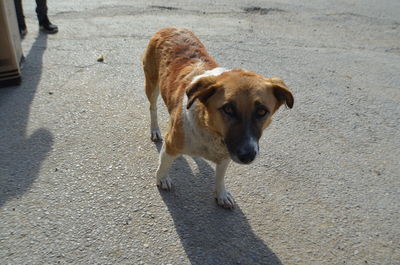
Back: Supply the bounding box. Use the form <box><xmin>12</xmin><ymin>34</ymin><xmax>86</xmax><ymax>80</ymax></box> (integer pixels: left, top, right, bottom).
<box><xmin>0</xmin><ymin>33</ymin><xmax>53</xmax><ymax>207</ymax></box>
<box><xmin>157</xmin><ymin>148</ymin><xmax>282</xmax><ymax>265</ymax></box>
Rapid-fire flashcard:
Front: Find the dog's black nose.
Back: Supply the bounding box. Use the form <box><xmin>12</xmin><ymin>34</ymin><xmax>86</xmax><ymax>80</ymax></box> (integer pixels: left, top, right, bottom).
<box><xmin>237</xmin><ymin>148</ymin><xmax>257</xmax><ymax>164</ymax></box>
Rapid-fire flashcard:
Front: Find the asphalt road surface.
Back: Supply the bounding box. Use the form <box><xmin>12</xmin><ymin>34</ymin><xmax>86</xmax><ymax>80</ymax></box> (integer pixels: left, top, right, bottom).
<box><xmin>1</xmin><ymin>0</ymin><xmax>399</xmax><ymax>264</ymax></box>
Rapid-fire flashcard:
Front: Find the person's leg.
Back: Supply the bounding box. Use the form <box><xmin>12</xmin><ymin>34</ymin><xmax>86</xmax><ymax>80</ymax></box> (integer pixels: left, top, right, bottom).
<box><xmin>35</xmin><ymin>0</ymin><xmax>58</xmax><ymax>33</ymax></box>
<box><xmin>14</xmin><ymin>0</ymin><xmax>27</xmax><ymax>36</ymax></box>
<box><xmin>35</xmin><ymin>0</ymin><xmax>48</xmax><ymax>22</ymax></box>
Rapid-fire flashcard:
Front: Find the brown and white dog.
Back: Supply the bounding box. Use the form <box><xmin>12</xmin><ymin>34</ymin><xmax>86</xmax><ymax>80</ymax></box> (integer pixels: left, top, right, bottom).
<box><xmin>142</xmin><ymin>27</ymin><xmax>293</xmax><ymax>208</ymax></box>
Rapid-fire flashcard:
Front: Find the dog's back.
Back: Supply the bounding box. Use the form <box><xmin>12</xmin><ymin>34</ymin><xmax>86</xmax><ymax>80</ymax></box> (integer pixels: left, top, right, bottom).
<box><xmin>142</xmin><ymin>27</ymin><xmax>217</xmax><ymax>114</ymax></box>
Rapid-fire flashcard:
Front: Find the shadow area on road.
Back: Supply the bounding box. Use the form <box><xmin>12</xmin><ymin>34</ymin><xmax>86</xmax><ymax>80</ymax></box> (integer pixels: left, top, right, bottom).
<box><xmin>0</xmin><ymin>33</ymin><xmax>53</xmax><ymax>207</ymax></box>
<box><xmin>158</xmin><ymin>154</ymin><xmax>282</xmax><ymax>265</ymax></box>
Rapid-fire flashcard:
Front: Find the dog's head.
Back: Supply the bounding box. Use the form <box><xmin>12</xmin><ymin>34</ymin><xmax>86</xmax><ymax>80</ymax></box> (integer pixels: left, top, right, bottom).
<box><xmin>186</xmin><ymin>69</ymin><xmax>293</xmax><ymax>164</ymax></box>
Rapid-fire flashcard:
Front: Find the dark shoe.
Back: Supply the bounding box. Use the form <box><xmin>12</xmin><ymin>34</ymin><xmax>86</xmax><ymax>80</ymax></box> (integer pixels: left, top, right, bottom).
<box><xmin>39</xmin><ymin>17</ymin><xmax>58</xmax><ymax>34</ymax></box>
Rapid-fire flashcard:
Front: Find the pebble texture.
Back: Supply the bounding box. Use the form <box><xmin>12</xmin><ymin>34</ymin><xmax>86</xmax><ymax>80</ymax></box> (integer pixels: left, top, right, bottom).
<box><xmin>0</xmin><ymin>0</ymin><xmax>399</xmax><ymax>264</ymax></box>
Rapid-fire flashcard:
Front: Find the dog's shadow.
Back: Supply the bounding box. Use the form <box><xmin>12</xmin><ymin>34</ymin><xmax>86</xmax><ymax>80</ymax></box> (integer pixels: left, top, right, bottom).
<box><xmin>155</xmin><ymin>142</ymin><xmax>282</xmax><ymax>264</ymax></box>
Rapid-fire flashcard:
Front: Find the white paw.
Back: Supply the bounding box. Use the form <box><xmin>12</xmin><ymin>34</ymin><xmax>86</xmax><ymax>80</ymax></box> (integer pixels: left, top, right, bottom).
<box><xmin>157</xmin><ymin>177</ymin><xmax>172</xmax><ymax>191</ymax></box>
<box><xmin>151</xmin><ymin>129</ymin><xmax>162</xmax><ymax>142</ymax></box>
<box><xmin>216</xmin><ymin>190</ymin><xmax>235</xmax><ymax>209</ymax></box>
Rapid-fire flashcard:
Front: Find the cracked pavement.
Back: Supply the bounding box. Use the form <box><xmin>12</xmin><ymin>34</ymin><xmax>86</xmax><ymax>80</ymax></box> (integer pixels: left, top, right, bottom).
<box><xmin>1</xmin><ymin>0</ymin><xmax>399</xmax><ymax>264</ymax></box>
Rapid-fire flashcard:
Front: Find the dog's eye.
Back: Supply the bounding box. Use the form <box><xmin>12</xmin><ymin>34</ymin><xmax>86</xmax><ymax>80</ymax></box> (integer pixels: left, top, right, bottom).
<box><xmin>255</xmin><ymin>108</ymin><xmax>269</xmax><ymax>118</ymax></box>
<box><xmin>221</xmin><ymin>104</ymin><xmax>235</xmax><ymax>117</ymax></box>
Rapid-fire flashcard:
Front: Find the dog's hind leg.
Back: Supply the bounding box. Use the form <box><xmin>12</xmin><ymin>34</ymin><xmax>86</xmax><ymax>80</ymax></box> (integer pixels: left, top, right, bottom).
<box><xmin>143</xmin><ymin>49</ymin><xmax>162</xmax><ymax>142</ymax></box>
<box><xmin>145</xmin><ymin>78</ymin><xmax>162</xmax><ymax>142</ymax></box>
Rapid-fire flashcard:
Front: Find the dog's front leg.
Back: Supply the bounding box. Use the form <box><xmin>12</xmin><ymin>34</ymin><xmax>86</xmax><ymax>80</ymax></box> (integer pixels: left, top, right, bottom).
<box><xmin>215</xmin><ymin>158</ymin><xmax>235</xmax><ymax>208</ymax></box>
<box><xmin>156</xmin><ymin>144</ymin><xmax>177</xmax><ymax>191</ymax></box>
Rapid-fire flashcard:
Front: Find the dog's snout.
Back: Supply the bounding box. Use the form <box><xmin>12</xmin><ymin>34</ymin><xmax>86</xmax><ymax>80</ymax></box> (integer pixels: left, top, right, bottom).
<box><xmin>226</xmin><ymin>133</ymin><xmax>259</xmax><ymax>164</ymax></box>
<box><xmin>237</xmin><ymin>147</ymin><xmax>257</xmax><ymax>164</ymax></box>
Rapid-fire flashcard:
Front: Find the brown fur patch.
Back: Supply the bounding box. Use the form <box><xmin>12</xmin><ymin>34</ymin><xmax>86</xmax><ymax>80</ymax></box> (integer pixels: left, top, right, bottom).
<box><xmin>143</xmin><ymin>27</ymin><xmax>218</xmax><ymax>154</ymax></box>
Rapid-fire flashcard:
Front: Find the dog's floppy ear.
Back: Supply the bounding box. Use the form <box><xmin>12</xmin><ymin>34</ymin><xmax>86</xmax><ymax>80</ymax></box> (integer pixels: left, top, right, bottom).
<box><xmin>186</xmin><ymin>76</ymin><xmax>218</xmax><ymax>109</ymax></box>
<box><xmin>271</xmin><ymin>78</ymin><xmax>294</xmax><ymax>109</ymax></box>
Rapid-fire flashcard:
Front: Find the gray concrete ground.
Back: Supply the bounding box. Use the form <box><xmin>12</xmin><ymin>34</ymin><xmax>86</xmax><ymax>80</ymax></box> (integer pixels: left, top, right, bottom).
<box><xmin>1</xmin><ymin>0</ymin><xmax>399</xmax><ymax>264</ymax></box>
